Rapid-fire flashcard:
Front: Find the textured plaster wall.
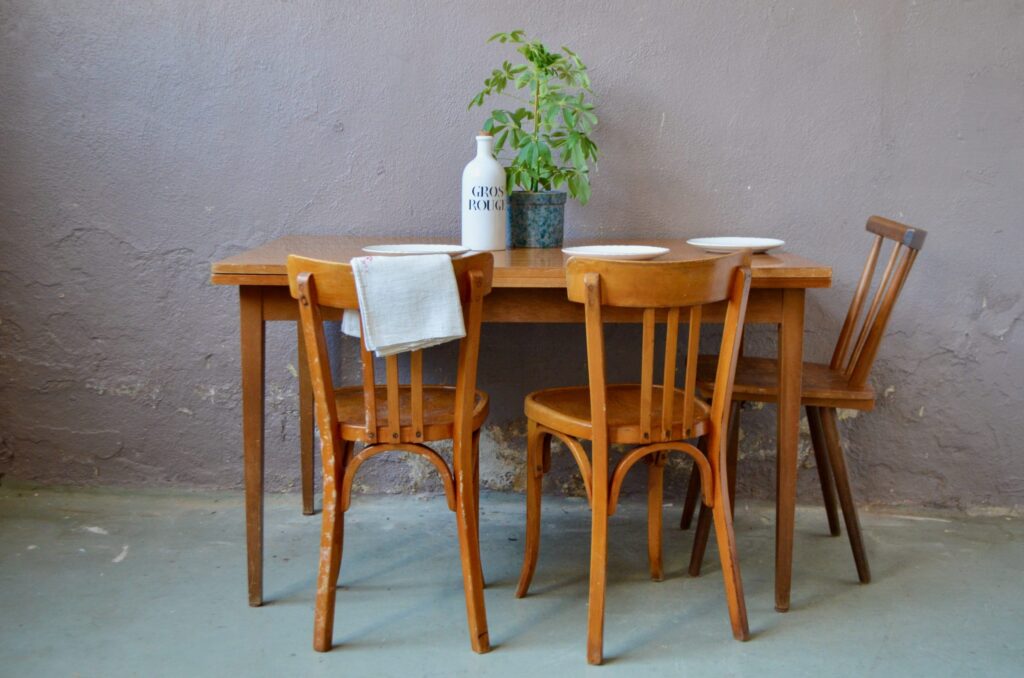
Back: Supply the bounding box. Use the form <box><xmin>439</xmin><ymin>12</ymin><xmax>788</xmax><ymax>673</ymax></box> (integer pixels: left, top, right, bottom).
<box><xmin>1</xmin><ymin>1</ymin><xmax>1022</xmax><ymax>508</ymax></box>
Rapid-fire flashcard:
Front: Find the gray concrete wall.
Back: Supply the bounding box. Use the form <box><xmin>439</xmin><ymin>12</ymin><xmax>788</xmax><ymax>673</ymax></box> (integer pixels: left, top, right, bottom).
<box><xmin>1</xmin><ymin>1</ymin><xmax>1022</xmax><ymax>508</ymax></box>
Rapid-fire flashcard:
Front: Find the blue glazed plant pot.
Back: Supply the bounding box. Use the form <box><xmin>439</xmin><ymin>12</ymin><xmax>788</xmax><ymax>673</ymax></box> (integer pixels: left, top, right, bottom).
<box><xmin>507</xmin><ymin>191</ymin><xmax>567</xmax><ymax>248</ymax></box>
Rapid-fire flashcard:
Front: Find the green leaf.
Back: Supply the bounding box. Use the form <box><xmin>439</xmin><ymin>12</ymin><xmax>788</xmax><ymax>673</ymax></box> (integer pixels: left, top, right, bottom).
<box><xmin>516</xmin><ymin>143</ymin><xmax>532</xmax><ymax>165</ymax></box>
<box><xmin>577</xmin><ymin>175</ymin><xmax>591</xmax><ymax>205</ymax></box>
<box><xmin>538</xmin><ymin>143</ymin><xmax>552</xmax><ymax>164</ymax></box>
<box><xmin>571</xmin><ymin>143</ymin><xmax>586</xmax><ymax>171</ymax></box>
<box><xmin>567</xmin><ymin>173</ymin><xmax>580</xmax><ymax>199</ymax></box>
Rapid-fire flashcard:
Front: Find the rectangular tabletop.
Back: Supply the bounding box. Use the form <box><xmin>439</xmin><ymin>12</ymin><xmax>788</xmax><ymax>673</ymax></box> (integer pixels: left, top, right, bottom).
<box><xmin>211</xmin><ymin>236</ymin><xmax>831</xmax><ymax>290</ymax></box>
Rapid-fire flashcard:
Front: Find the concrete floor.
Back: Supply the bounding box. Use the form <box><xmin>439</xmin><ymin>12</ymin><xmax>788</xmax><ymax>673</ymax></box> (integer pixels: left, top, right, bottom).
<box><xmin>1</xmin><ymin>486</ymin><xmax>1022</xmax><ymax>677</ymax></box>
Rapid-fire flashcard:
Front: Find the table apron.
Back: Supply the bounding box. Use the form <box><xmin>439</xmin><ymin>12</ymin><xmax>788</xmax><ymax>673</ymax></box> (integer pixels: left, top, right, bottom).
<box><xmin>258</xmin><ymin>285</ymin><xmax>785</xmax><ymax>324</ymax></box>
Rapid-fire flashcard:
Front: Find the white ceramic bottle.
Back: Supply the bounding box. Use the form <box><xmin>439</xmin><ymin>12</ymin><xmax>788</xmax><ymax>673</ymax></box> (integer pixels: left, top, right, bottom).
<box><xmin>461</xmin><ymin>132</ymin><xmax>507</xmax><ymax>251</ymax></box>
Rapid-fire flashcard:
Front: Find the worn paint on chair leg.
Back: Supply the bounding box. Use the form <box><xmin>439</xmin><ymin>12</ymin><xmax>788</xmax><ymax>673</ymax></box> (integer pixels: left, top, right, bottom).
<box><xmin>312</xmin><ymin>473</ymin><xmax>341</xmax><ymax>652</ymax></box>
<box><xmin>328</xmin><ymin>441</ymin><xmax>352</xmax><ymax>588</ymax></box>
<box><xmin>711</xmin><ymin>474</ymin><xmax>750</xmax><ymax>641</ymax></box>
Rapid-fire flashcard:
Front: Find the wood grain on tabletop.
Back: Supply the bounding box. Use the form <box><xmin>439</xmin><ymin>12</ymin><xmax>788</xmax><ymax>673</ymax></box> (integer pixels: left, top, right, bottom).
<box><xmin>210</xmin><ymin>236</ymin><xmax>831</xmax><ymax>288</ymax></box>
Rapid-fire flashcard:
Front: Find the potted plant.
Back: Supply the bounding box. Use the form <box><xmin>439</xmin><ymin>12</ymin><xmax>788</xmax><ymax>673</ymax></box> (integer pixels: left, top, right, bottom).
<box><xmin>469</xmin><ymin>30</ymin><xmax>598</xmax><ymax>248</ymax></box>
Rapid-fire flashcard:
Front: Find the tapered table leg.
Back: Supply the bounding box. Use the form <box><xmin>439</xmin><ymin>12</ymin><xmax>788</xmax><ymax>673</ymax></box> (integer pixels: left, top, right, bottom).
<box><xmin>775</xmin><ymin>288</ymin><xmax>805</xmax><ymax>612</ymax></box>
<box><xmin>240</xmin><ymin>285</ymin><xmax>266</xmax><ymax>606</ymax></box>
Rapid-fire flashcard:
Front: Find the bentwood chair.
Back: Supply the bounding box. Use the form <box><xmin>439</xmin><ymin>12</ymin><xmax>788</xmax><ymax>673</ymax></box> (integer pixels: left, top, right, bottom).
<box><xmin>515</xmin><ymin>252</ymin><xmax>753</xmax><ymax>665</ymax></box>
<box><xmin>681</xmin><ymin>216</ymin><xmax>927</xmax><ymax>584</ymax></box>
<box><xmin>287</xmin><ymin>252</ymin><xmax>493</xmax><ymax>654</ymax></box>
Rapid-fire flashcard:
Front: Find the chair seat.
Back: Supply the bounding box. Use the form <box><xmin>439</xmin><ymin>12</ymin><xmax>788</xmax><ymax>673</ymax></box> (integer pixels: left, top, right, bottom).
<box><xmin>525</xmin><ymin>384</ymin><xmax>710</xmax><ymax>444</ymax></box>
<box><xmin>334</xmin><ymin>385</ymin><xmax>489</xmax><ymax>442</ymax></box>
<box><xmin>696</xmin><ymin>356</ymin><xmax>875</xmax><ymax>410</ymax></box>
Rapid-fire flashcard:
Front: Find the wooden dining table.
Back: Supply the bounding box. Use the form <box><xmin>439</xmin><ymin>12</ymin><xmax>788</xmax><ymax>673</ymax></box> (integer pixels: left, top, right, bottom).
<box><xmin>210</xmin><ymin>236</ymin><xmax>831</xmax><ymax>613</ymax></box>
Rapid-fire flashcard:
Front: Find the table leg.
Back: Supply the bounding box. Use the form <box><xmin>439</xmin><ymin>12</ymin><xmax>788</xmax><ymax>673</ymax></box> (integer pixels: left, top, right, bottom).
<box><xmin>297</xmin><ymin>323</ymin><xmax>315</xmax><ymax>515</ymax></box>
<box><xmin>240</xmin><ymin>286</ymin><xmax>266</xmax><ymax>607</ymax></box>
<box><xmin>775</xmin><ymin>288</ymin><xmax>805</xmax><ymax>612</ymax></box>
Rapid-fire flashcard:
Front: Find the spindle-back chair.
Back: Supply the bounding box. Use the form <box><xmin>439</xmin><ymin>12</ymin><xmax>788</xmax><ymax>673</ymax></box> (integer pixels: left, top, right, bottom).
<box><xmin>682</xmin><ymin>216</ymin><xmax>927</xmax><ymax>584</ymax></box>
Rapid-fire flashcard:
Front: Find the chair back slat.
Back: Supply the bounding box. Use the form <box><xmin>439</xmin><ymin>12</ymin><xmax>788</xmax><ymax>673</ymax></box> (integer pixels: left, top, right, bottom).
<box><xmin>358</xmin><ymin>321</ymin><xmax>379</xmax><ymax>442</ymax></box>
<box><xmin>287</xmin><ymin>252</ymin><xmax>494</xmax><ymax>445</ymax></box>
<box><xmin>567</xmin><ymin>252</ymin><xmax>750</xmax><ymax>449</ymax></box>
<box><xmin>844</xmin><ymin>242</ymin><xmax>899</xmax><ymax>374</ymax></box>
<box><xmin>830</xmin><ymin>235</ymin><xmax>882</xmax><ymax>370</ymax></box>
<box><xmin>847</xmin><ymin>248</ymin><xmax>918</xmax><ymax>387</ymax></box>
<box><xmin>829</xmin><ymin>216</ymin><xmax>927</xmax><ymax>389</ymax></box>
<box><xmin>682</xmin><ymin>305</ymin><xmax>702</xmax><ymax>434</ymax></box>
<box><xmin>384</xmin><ymin>355</ymin><xmax>401</xmax><ymax>442</ymax></box>
<box><xmin>410</xmin><ymin>350</ymin><xmax>424</xmax><ymax>440</ymax></box>
<box><xmin>659</xmin><ymin>307</ymin><xmax>680</xmax><ymax>440</ymax></box>
<box><xmin>639</xmin><ymin>308</ymin><xmax>656</xmax><ymax>441</ymax></box>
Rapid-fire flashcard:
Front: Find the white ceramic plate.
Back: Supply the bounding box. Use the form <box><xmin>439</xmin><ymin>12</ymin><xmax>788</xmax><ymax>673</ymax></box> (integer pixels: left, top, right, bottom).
<box><xmin>686</xmin><ymin>237</ymin><xmax>785</xmax><ymax>254</ymax></box>
<box><xmin>561</xmin><ymin>245</ymin><xmax>670</xmax><ymax>261</ymax></box>
<box><xmin>361</xmin><ymin>244</ymin><xmax>470</xmax><ymax>256</ymax></box>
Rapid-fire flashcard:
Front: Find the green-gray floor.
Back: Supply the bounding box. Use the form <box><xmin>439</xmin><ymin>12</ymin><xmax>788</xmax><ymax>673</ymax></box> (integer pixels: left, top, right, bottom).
<box><xmin>1</xmin><ymin>486</ymin><xmax>1021</xmax><ymax>677</ymax></box>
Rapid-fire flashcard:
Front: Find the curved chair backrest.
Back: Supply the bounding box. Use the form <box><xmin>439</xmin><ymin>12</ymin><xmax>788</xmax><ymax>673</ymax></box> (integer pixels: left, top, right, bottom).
<box><xmin>286</xmin><ymin>252</ymin><xmax>494</xmax><ymax>450</ymax></box>
<box><xmin>565</xmin><ymin>252</ymin><xmax>751</xmax><ymax>462</ymax></box>
<box><xmin>831</xmin><ymin>216</ymin><xmax>927</xmax><ymax>389</ymax></box>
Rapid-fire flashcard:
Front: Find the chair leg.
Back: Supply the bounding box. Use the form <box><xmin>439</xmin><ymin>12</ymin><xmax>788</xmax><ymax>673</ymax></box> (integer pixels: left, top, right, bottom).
<box><xmin>711</xmin><ymin>478</ymin><xmax>750</xmax><ymax>641</ymax></box>
<box><xmin>472</xmin><ymin>428</ymin><xmax>485</xmax><ymax>588</ymax></box>
<box><xmin>806</xmin><ymin>406</ymin><xmax>842</xmax><ymax>536</ymax></box>
<box><xmin>689</xmin><ymin>504</ymin><xmax>712</xmax><ymax>577</ymax></box>
<box><xmin>586</xmin><ymin>461</ymin><xmax>610</xmax><ymax>665</ymax></box>
<box><xmin>647</xmin><ymin>453</ymin><xmax>665</xmax><ymax>581</ymax></box>
<box><xmin>819</xmin><ymin>407</ymin><xmax>871</xmax><ymax>583</ymax></box>
<box><xmin>516</xmin><ymin>420</ymin><xmax>547</xmax><ymax>598</ymax></box>
<box><xmin>726</xmin><ymin>401</ymin><xmax>741</xmax><ymax>517</ymax></box>
<box><xmin>313</xmin><ymin>441</ymin><xmax>348</xmax><ymax>652</ymax></box>
<box><xmin>328</xmin><ymin>441</ymin><xmax>353</xmax><ymax>588</ymax></box>
<box><xmin>297</xmin><ymin>323</ymin><xmax>316</xmax><ymax>516</ymax></box>
<box><xmin>454</xmin><ymin>434</ymin><xmax>490</xmax><ymax>653</ymax></box>
<box><xmin>679</xmin><ymin>456</ymin><xmax>701</xmax><ymax>530</ymax></box>
<box><xmin>689</xmin><ymin>403</ymin><xmax>740</xmax><ymax>576</ymax></box>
